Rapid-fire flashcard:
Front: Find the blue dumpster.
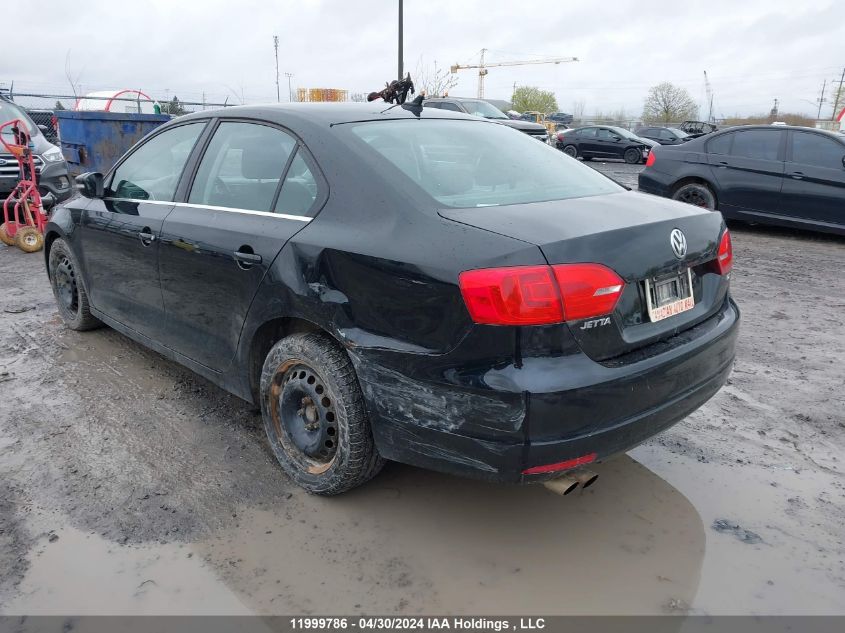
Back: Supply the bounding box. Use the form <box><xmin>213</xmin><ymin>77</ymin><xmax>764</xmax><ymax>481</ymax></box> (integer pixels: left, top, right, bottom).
<box><xmin>54</xmin><ymin>110</ymin><xmax>170</xmax><ymax>177</ymax></box>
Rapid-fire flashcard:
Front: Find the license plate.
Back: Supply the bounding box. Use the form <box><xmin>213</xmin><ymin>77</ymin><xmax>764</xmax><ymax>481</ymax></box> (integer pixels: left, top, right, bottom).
<box><xmin>643</xmin><ymin>269</ymin><xmax>694</xmax><ymax>322</ymax></box>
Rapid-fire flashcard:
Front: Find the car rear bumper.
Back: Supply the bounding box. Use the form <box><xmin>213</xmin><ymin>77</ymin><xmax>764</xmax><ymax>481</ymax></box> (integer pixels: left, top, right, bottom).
<box><xmin>352</xmin><ymin>296</ymin><xmax>740</xmax><ymax>483</ymax></box>
<box><xmin>637</xmin><ymin>170</ymin><xmax>673</xmax><ymax>197</ymax></box>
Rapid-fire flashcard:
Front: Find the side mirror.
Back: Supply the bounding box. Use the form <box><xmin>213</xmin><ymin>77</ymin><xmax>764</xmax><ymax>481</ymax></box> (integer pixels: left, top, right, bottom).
<box><xmin>37</xmin><ymin>124</ymin><xmax>49</xmax><ymax>134</ymax></box>
<box><xmin>842</xmin><ymin>154</ymin><xmax>845</xmax><ymax>169</ymax></box>
<box><xmin>667</xmin><ymin>136</ymin><xmax>677</xmax><ymax>141</ymax></box>
<box><xmin>40</xmin><ymin>192</ymin><xmax>56</xmax><ymax>212</ymax></box>
<box><xmin>612</xmin><ymin>136</ymin><xmax>622</xmax><ymax>142</ymax></box>
<box><xmin>76</xmin><ymin>172</ymin><xmax>104</xmax><ymax>198</ymax></box>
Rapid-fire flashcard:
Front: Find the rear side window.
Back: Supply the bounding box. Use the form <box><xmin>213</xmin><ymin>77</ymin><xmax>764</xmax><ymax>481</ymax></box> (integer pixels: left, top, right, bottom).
<box><xmin>438</xmin><ymin>102</ymin><xmax>462</xmax><ymax>112</ymax></box>
<box><xmin>578</xmin><ymin>128</ymin><xmax>597</xmax><ymax>138</ymax></box>
<box><xmin>108</xmin><ymin>122</ymin><xmax>205</xmax><ymax>201</ymax></box>
<box><xmin>791</xmin><ymin>132</ymin><xmax>845</xmax><ymax>169</ymax></box>
<box><xmin>189</xmin><ymin>121</ymin><xmax>296</xmax><ymax>211</ymax></box>
<box><xmin>347</xmin><ymin>119</ymin><xmax>622</xmax><ymax>208</ymax></box>
<box><xmin>730</xmin><ymin>130</ymin><xmax>782</xmax><ymax>161</ymax></box>
<box><xmin>274</xmin><ymin>150</ymin><xmax>319</xmax><ymax>216</ymax></box>
<box><xmin>707</xmin><ymin>133</ymin><xmax>733</xmax><ymax>155</ymax></box>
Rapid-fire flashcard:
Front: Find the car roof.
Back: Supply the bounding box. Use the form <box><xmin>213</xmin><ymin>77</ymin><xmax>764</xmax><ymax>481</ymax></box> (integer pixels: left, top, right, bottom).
<box><xmin>176</xmin><ymin>101</ymin><xmax>482</xmax><ymax>127</ymax></box>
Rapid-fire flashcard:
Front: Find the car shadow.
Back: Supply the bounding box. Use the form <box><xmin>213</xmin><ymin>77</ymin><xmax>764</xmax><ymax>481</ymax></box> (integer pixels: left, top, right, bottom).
<box><xmin>199</xmin><ymin>454</ymin><xmax>706</xmax><ymax>615</ymax></box>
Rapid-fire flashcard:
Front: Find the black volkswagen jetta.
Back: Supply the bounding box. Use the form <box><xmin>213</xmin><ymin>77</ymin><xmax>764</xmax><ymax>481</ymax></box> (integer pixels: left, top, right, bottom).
<box><xmin>45</xmin><ymin>103</ymin><xmax>739</xmax><ymax>495</ymax></box>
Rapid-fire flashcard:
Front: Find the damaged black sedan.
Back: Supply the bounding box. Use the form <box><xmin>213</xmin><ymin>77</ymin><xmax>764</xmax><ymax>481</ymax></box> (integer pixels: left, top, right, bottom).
<box><xmin>44</xmin><ymin>103</ymin><xmax>739</xmax><ymax>495</ymax></box>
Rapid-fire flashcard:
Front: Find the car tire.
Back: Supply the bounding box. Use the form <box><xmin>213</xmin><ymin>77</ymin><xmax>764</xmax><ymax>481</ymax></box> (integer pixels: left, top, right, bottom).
<box><xmin>0</xmin><ymin>223</ymin><xmax>14</xmax><ymax>246</ymax></box>
<box><xmin>48</xmin><ymin>238</ymin><xmax>102</xmax><ymax>331</ymax></box>
<box><xmin>672</xmin><ymin>182</ymin><xmax>717</xmax><ymax>210</ymax></box>
<box><xmin>562</xmin><ymin>144</ymin><xmax>578</xmax><ymax>158</ymax></box>
<box><xmin>624</xmin><ymin>148</ymin><xmax>642</xmax><ymax>164</ymax></box>
<box><xmin>260</xmin><ymin>332</ymin><xmax>385</xmax><ymax>495</ymax></box>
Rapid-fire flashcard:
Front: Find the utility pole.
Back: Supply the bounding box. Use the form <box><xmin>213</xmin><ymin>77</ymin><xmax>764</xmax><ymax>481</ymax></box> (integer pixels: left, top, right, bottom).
<box><xmin>816</xmin><ymin>79</ymin><xmax>826</xmax><ymax>120</ymax></box>
<box><xmin>273</xmin><ymin>35</ymin><xmax>280</xmax><ymax>102</ymax></box>
<box><xmin>285</xmin><ymin>72</ymin><xmax>294</xmax><ymax>102</ymax></box>
<box><xmin>397</xmin><ymin>0</ymin><xmax>403</xmax><ymax>80</ymax></box>
<box><xmin>832</xmin><ymin>67</ymin><xmax>845</xmax><ymax>120</ymax></box>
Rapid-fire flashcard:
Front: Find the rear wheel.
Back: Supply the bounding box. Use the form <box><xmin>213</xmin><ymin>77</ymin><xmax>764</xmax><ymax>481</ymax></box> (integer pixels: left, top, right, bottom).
<box><xmin>624</xmin><ymin>148</ymin><xmax>642</xmax><ymax>164</ymax></box>
<box><xmin>15</xmin><ymin>226</ymin><xmax>44</xmax><ymax>253</ymax></box>
<box><xmin>0</xmin><ymin>224</ymin><xmax>14</xmax><ymax>246</ymax></box>
<box><xmin>562</xmin><ymin>144</ymin><xmax>577</xmax><ymax>158</ymax></box>
<box><xmin>672</xmin><ymin>182</ymin><xmax>716</xmax><ymax>210</ymax></box>
<box><xmin>48</xmin><ymin>238</ymin><xmax>102</xmax><ymax>330</ymax></box>
<box><xmin>260</xmin><ymin>332</ymin><xmax>384</xmax><ymax>495</ymax></box>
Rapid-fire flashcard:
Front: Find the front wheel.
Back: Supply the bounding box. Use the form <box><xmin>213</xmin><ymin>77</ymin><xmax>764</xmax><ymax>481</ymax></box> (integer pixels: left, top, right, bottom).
<box><xmin>672</xmin><ymin>182</ymin><xmax>716</xmax><ymax>210</ymax></box>
<box><xmin>48</xmin><ymin>238</ymin><xmax>102</xmax><ymax>330</ymax></box>
<box><xmin>624</xmin><ymin>148</ymin><xmax>642</xmax><ymax>164</ymax></box>
<box><xmin>260</xmin><ymin>332</ymin><xmax>384</xmax><ymax>495</ymax></box>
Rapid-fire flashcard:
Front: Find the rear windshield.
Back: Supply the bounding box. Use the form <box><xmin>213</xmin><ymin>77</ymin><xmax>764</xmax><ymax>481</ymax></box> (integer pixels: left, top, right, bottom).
<box><xmin>346</xmin><ymin>119</ymin><xmax>622</xmax><ymax>208</ymax></box>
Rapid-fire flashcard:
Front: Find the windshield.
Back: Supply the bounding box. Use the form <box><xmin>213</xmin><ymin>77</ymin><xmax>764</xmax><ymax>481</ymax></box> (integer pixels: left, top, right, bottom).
<box><xmin>459</xmin><ymin>100</ymin><xmax>508</xmax><ymax>119</ymax></box>
<box><xmin>0</xmin><ymin>100</ymin><xmax>37</xmax><ymax>138</ymax></box>
<box><xmin>347</xmin><ymin>119</ymin><xmax>623</xmax><ymax>208</ymax></box>
<box><xmin>667</xmin><ymin>127</ymin><xmax>690</xmax><ymax>138</ymax></box>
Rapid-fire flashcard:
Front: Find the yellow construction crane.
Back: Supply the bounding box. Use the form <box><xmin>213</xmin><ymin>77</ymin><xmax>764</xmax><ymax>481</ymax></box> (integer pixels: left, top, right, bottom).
<box><xmin>450</xmin><ymin>49</ymin><xmax>579</xmax><ymax>99</ymax></box>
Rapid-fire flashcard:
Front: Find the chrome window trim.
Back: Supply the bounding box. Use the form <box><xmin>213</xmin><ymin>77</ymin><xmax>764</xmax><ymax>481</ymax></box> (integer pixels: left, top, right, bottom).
<box><xmin>102</xmin><ymin>197</ymin><xmax>312</xmax><ymax>222</ymax></box>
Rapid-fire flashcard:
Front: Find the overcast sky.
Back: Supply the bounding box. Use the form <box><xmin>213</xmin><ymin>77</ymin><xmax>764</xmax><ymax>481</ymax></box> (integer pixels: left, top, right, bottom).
<box><xmin>3</xmin><ymin>0</ymin><xmax>844</xmax><ymax>118</ymax></box>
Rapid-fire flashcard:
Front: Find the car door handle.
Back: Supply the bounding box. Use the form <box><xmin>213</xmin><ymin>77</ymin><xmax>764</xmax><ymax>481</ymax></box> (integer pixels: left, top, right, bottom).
<box><xmin>233</xmin><ymin>250</ymin><xmax>262</xmax><ymax>267</ymax></box>
<box><xmin>138</xmin><ymin>228</ymin><xmax>156</xmax><ymax>245</ymax></box>
<box><xmin>789</xmin><ymin>172</ymin><xmax>804</xmax><ymax>180</ymax></box>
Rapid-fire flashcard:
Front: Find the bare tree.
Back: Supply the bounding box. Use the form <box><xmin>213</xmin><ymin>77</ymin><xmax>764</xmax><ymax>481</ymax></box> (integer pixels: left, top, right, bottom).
<box><xmin>414</xmin><ymin>56</ymin><xmax>458</xmax><ymax>97</ymax></box>
<box><xmin>572</xmin><ymin>100</ymin><xmax>586</xmax><ymax>122</ymax></box>
<box><xmin>643</xmin><ymin>82</ymin><xmax>699</xmax><ymax>123</ymax></box>
<box><xmin>64</xmin><ymin>50</ymin><xmax>84</xmax><ymax>98</ymax></box>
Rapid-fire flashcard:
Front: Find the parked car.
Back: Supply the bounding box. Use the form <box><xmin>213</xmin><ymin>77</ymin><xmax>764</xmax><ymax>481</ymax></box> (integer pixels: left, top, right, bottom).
<box><xmin>679</xmin><ymin>120</ymin><xmax>718</xmax><ymax>138</ymax></box>
<box><xmin>0</xmin><ymin>96</ymin><xmax>72</xmax><ymax>202</ymax></box>
<box><xmin>635</xmin><ymin>126</ymin><xmax>692</xmax><ymax>145</ymax></box>
<box><xmin>547</xmin><ymin>112</ymin><xmax>574</xmax><ymax>124</ymax></box>
<box><xmin>424</xmin><ymin>97</ymin><xmax>549</xmax><ymax>142</ymax></box>
<box><xmin>638</xmin><ymin>125</ymin><xmax>845</xmax><ymax>236</ymax></box>
<box><xmin>46</xmin><ymin>104</ymin><xmax>739</xmax><ymax>494</ymax></box>
<box><xmin>556</xmin><ymin>125</ymin><xmax>653</xmax><ymax>163</ymax></box>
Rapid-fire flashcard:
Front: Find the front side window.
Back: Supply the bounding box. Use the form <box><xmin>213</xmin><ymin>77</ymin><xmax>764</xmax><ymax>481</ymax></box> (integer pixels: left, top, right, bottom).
<box><xmin>597</xmin><ymin>128</ymin><xmax>617</xmax><ymax>140</ymax></box>
<box><xmin>189</xmin><ymin>121</ymin><xmax>296</xmax><ymax>211</ymax></box>
<box><xmin>459</xmin><ymin>100</ymin><xmax>508</xmax><ymax>119</ymax></box>
<box><xmin>791</xmin><ymin>132</ymin><xmax>845</xmax><ymax>169</ymax></box>
<box><xmin>730</xmin><ymin>130</ymin><xmax>782</xmax><ymax>161</ymax></box>
<box><xmin>346</xmin><ymin>119</ymin><xmax>622</xmax><ymax>208</ymax></box>
<box><xmin>108</xmin><ymin>122</ymin><xmax>205</xmax><ymax>201</ymax></box>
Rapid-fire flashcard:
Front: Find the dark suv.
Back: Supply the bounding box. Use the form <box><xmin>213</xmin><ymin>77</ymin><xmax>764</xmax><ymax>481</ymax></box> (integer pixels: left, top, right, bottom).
<box><xmin>0</xmin><ymin>97</ymin><xmax>72</xmax><ymax>202</ymax></box>
<box><xmin>424</xmin><ymin>97</ymin><xmax>549</xmax><ymax>141</ymax></box>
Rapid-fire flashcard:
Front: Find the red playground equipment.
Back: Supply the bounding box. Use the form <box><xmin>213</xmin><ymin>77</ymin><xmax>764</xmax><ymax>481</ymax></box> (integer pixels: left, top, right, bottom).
<box><xmin>0</xmin><ymin>119</ymin><xmax>50</xmax><ymax>252</ymax></box>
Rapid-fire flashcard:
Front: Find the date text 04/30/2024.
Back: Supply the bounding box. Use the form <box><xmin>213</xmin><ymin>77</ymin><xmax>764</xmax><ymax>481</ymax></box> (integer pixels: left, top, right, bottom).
<box><xmin>289</xmin><ymin>617</ymin><xmax>547</xmax><ymax>630</ymax></box>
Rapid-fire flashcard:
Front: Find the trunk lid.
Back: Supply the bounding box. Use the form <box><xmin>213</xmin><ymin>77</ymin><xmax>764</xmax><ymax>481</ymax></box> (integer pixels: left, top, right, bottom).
<box><xmin>440</xmin><ymin>191</ymin><xmax>729</xmax><ymax>360</ymax></box>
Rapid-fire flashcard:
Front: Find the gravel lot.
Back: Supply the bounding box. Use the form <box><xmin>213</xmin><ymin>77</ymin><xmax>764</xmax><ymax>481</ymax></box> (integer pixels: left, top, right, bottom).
<box><xmin>1</xmin><ymin>166</ymin><xmax>843</xmax><ymax>615</ymax></box>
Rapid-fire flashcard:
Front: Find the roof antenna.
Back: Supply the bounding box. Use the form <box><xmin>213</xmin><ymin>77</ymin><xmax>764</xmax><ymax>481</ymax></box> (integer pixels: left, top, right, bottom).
<box><xmin>401</xmin><ymin>94</ymin><xmax>425</xmax><ymax>116</ymax></box>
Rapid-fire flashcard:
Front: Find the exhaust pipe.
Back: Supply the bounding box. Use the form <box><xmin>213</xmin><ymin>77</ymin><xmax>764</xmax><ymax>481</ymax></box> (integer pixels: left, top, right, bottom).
<box><xmin>542</xmin><ymin>469</ymin><xmax>599</xmax><ymax>496</ymax></box>
<box><xmin>542</xmin><ymin>474</ymin><xmax>579</xmax><ymax>496</ymax></box>
<box><xmin>572</xmin><ymin>468</ymin><xmax>599</xmax><ymax>489</ymax></box>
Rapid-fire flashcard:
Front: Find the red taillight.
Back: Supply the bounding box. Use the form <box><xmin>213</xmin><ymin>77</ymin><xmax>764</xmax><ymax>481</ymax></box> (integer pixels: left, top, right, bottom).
<box><xmin>458</xmin><ymin>266</ymin><xmax>563</xmax><ymax>325</ymax></box>
<box><xmin>552</xmin><ymin>263</ymin><xmax>624</xmax><ymax>321</ymax></box>
<box><xmin>523</xmin><ymin>452</ymin><xmax>597</xmax><ymax>475</ymax></box>
<box><xmin>459</xmin><ymin>263</ymin><xmax>624</xmax><ymax>325</ymax></box>
<box><xmin>645</xmin><ymin>151</ymin><xmax>656</xmax><ymax>167</ymax></box>
<box><xmin>556</xmin><ymin>131</ymin><xmax>567</xmax><ymax>141</ymax></box>
<box><xmin>716</xmin><ymin>230</ymin><xmax>733</xmax><ymax>274</ymax></box>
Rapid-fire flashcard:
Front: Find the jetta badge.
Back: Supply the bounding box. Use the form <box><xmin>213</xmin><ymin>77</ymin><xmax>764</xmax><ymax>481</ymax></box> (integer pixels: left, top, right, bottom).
<box><xmin>670</xmin><ymin>228</ymin><xmax>687</xmax><ymax>259</ymax></box>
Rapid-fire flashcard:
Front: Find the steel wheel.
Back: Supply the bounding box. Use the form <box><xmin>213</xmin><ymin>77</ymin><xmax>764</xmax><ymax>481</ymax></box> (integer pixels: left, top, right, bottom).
<box><xmin>54</xmin><ymin>253</ymin><xmax>79</xmax><ymax>316</ymax></box>
<box><xmin>269</xmin><ymin>360</ymin><xmax>339</xmax><ymax>475</ymax></box>
<box><xmin>624</xmin><ymin>148</ymin><xmax>641</xmax><ymax>164</ymax></box>
<box><xmin>673</xmin><ymin>183</ymin><xmax>716</xmax><ymax>210</ymax></box>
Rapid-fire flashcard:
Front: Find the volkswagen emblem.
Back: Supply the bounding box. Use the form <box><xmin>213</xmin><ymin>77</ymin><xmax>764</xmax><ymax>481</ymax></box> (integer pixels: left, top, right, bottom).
<box><xmin>670</xmin><ymin>228</ymin><xmax>687</xmax><ymax>259</ymax></box>
<box><xmin>0</xmin><ymin>159</ymin><xmax>6</xmax><ymax>166</ymax></box>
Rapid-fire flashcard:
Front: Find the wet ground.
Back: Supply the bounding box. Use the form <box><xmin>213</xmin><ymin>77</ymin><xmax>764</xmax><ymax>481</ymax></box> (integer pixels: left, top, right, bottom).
<box><xmin>1</xmin><ymin>172</ymin><xmax>844</xmax><ymax>615</ymax></box>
